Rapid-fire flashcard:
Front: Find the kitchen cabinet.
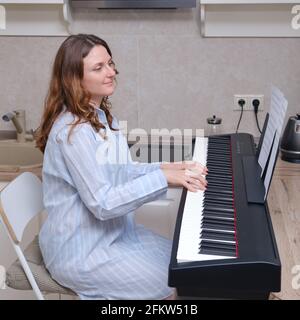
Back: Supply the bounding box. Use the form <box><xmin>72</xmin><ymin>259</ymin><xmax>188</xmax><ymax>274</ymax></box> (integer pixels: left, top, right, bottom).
<box><xmin>200</xmin><ymin>0</ymin><xmax>300</xmax><ymax>37</ymax></box>
<box><xmin>0</xmin><ymin>0</ymin><xmax>72</xmax><ymax>35</ymax></box>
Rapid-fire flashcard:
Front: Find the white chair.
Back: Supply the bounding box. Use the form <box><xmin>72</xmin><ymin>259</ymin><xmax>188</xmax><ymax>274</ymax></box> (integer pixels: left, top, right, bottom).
<box><xmin>0</xmin><ymin>172</ymin><xmax>76</xmax><ymax>300</ymax></box>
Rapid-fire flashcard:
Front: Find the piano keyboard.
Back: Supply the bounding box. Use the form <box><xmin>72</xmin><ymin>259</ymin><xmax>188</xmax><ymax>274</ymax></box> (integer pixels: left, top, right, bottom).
<box><xmin>177</xmin><ymin>136</ymin><xmax>238</xmax><ymax>263</ymax></box>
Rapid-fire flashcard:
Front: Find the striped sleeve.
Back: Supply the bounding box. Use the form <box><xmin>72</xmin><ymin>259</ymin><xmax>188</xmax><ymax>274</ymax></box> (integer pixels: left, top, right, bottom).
<box><xmin>125</xmin><ymin>161</ymin><xmax>162</xmax><ymax>179</ymax></box>
<box><xmin>58</xmin><ymin>126</ymin><xmax>168</xmax><ymax>221</ymax></box>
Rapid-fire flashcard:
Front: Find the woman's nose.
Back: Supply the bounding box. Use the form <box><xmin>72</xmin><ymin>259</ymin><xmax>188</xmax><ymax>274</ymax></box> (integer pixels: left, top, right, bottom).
<box><xmin>105</xmin><ymin>64</ymin><xmax>116</xmax><ymax>76</ymax></box>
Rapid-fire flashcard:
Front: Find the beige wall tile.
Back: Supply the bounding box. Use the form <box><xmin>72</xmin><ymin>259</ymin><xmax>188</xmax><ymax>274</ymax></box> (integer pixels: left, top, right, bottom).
<box><xmin>0</xmin><ymin>8</ymin><xmax>299</xmax><ymax>138</ymax></box>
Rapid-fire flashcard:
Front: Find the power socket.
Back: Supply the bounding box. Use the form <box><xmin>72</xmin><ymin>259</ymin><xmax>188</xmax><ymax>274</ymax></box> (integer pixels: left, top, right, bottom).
<box><xmin>249</xmin><ymin>95</ymin><xmax>264</xmax><ymax>112</ymax></box>
<box><xmin>234</xmin><ymin>94</ymin><xmax>264</xmax><ymax>111</ymax></box>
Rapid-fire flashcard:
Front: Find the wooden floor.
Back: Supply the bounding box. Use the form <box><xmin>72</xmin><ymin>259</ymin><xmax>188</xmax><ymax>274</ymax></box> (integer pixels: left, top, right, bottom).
<box><xmin>268</xmin><ymin>158</ymin><xmax>300</xmax><ymax>300</ymax></box>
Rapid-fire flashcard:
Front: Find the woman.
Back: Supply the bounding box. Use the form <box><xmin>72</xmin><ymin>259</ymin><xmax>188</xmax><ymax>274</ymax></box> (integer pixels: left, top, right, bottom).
<box><xmin>36</xmin><ymin>34</ymin><xmax>207</xmax><ymax>300</ymax></box>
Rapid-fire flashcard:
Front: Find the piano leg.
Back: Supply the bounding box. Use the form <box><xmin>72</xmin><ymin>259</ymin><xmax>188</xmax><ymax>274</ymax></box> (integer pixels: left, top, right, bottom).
<box><xmin>176</xmin><ymin>287</ymin><xmax>270</xmax><ymax>300</ymax></box>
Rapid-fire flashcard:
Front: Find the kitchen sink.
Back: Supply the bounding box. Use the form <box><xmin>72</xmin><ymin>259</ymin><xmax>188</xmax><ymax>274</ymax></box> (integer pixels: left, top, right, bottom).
<box><xmin>0</xmin><ymin>140</ymin><xmax>43</xmax><ymax>172</ymax></box>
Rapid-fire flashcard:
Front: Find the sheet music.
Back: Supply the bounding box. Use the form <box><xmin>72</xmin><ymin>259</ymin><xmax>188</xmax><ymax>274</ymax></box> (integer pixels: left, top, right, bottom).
<box><xmin>264</xmin><ymin>130</ymin><xmax>281</xmax><ymax>200</ymax></box>
<box><xmin>258</xmin><ymin>86</ymin><xmax>288</xmax><ymax>176</ymax></box>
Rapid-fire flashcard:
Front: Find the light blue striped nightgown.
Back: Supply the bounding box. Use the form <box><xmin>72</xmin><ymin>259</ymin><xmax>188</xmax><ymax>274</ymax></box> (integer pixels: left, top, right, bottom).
<box><xmin>39</xmin><ymin>108</ymin><xmax>173</xmax><ymax>300</ymax></box>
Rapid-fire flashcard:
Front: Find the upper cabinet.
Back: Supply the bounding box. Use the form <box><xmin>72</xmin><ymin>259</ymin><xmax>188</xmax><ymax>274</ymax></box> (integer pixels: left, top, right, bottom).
<box><xmin>0</xmin><ymin>0</ymin><xmax>72</xmax><ymax>36</ymax></box>
<box><xmin>1</xmin><ymin>1</ymin><xmax>300</xmax><ymax>37</ymax></box>
<box><xmin>200</xmin><ymin>0</ymin><xmax>300</xmax><ymax>37</ymax></box>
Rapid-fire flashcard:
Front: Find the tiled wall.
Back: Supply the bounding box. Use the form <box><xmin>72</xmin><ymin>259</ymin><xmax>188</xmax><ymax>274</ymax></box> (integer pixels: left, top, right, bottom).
<box><xmin>0</xmin><ymin>6</ymin><xmax>299</xmax><ymax>138</ymax></box>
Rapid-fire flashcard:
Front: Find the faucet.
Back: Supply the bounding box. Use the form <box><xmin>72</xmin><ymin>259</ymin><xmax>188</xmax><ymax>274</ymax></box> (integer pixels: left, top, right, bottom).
<box><xmin>2</xmin><ymin>109</ymin><xmax>34</xmax><ymax>143</ymax></box>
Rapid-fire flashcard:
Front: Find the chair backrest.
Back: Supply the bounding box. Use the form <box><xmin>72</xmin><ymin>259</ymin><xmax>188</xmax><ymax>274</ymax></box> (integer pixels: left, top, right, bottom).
<box><xmin>0</xmin><ymin>172</ymin><xmax>43</xmax><ymax>244</ymax></box>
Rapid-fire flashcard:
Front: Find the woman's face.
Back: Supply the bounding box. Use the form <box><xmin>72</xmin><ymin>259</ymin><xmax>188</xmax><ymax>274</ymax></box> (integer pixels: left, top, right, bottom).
<box><xmin>82</xmin><ymin>45</ymin><xmax>116</xmax><ymax>106</ymax></box>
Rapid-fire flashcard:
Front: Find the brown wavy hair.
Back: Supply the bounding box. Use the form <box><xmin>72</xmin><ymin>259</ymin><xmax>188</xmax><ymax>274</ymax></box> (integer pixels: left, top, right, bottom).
<box><xmin>35</xmin><ymin>34</ymin><xmax>119</xmax><ymax>153</ymax></box>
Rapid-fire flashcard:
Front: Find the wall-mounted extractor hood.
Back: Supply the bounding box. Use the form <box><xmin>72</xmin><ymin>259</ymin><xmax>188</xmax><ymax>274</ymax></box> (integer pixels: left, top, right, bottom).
<box><xmin>70</xmin><ymin>1</ymin><xmax>196</xmax><ymax>9</ymax></box>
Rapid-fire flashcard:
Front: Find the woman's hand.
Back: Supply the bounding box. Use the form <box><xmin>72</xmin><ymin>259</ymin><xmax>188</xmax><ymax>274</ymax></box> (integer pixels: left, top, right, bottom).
<box><xmin>160</xmin><ymin>161</ymin><xmax>208</xmax><ymax>192</ymax></box>
<box><xmin>160</xmin><ymin>161</ymin><xmax>208</xmax><ymax>175</ymax></box>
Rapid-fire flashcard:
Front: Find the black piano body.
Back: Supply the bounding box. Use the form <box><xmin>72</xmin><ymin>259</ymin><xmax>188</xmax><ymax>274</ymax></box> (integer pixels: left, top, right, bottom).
<box><xmin>168</xmin><ymin>133</ymin><xmax>281</xmax><ymax>299</ymax></box>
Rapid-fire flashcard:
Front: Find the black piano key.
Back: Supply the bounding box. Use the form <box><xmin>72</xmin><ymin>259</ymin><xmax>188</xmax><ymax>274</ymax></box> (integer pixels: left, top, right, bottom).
<box><xmin>207</xmin><ymin>183</ymin><xmax>233</xmax><ymax>191</ymax></box>
<box><xmin>208</xmin><ymin>137</ymin><xmax>230</xmax><ymax>142</ymax></box>
<box><xmin>205</xmin><ymin>188</ymin><xmax>233</xmax><ymax>194</ymax></box>
<box><xmin>209</xmin><ymin>137</ymin><xmax>230</xmax><ymax>142</ymax></box>
<box><xmin>204</xmin><ymin>195</ymin><xmax>233</xmax><ymax>202</ymax></box>
<box><xmin>207</xmin><ymin>166</ymin><xmax>231</xmax><ymax>172</ymax></box>
<box><xmin>202</xmin><ymin>215</ymin><xmax>234</xmax><ymax>222</ymax></box>
<box><xmin>207</xmin><ymin>176</ymin><xmax>232</xmax><ymax>184</ymax></box>
<box><xmin>200</xmin><ymin>239</ymin><xmax>236</xmax><ymax>253</ymax></box>
<box><xmin>204</xmin><ymin>205</ymin><xmax>234</xmax><ymax>213</ymax></box>
<box><xmin>207</xmin><ymin>149</ymin><xmax>230</xmax><ymax>154</ymax></box>
<box><xmin>207</xmin><ymin>173</ymin><xmax>232</xmax><ymax>179</ymax></box>
<box><xmin>204</xmin><ymin>189</ymin><xmax>233</xmax><ymax>196</ymax></box>
<box><xmin>207</xmin><ymin>150</ymin><xmax>230</xmax><ymax>156</ymax></box>
<box><xmin>208</xmin><ymin>142</ymin><xmax>230</xmax><ymax>147</ymax></box>
<box><xmin>207</xmin><ymin>170</ymin><xmax>231</xmax><ymax>177</ymax></box>
<box><xmin>207</xmin><ymin>157</ymin><xmax>231</xmax><ymax>162</ymax></box>
<box><xmin>204</xmin><ymin>198</ymin><xmax>233</xmax><ymax>206</ymax></box>
<box><xmin>207</xmin><ymin>158</ymin><xmax>230</xmax><ymax>162</ymax></box>
<box><xmin>199</xmin><ymin>248</ymin><xmax>236</xmax><ymax>257</ymax></box>
<box><xmin>206</xmin><ymin>184</ymin><xmax>233</xmax><ymax>191</ymax></box>
<box><xmin>204</xmin><ymin>194</ymin><xmax>233</xmax><ymax>203</ymax></box>
<box><xmin>208</xmin><ymin>142</ymin><xmax>229</xmax><ymax>147</ymax></box>
<box><xmin>206</xmin><ymin>168</ymin><xmax>231</xmax><ymax>175</ymax></box>
<box><xmin>207</xmin><ymin>155</ymin><xmax>230</xmax><ymax>159</ymax></box>
<box><xmin>207</xmin><ymin>168</ymin><xmax>231</xmax><ymax>174</ymax></box>
<box><xmin>200</xmin><ymin>240</ymin><xmax>236</xmax><ymax>250</ymax></box>
<box><xmin>207</xmin><ymin>184</ymin><xmax>233</xmax><ymax>191</ymax></box>
<box><xmin>205</xmin><ymin>189</ymin><xmax>232</xmax><ymax>196</ymax></box>
<box><xmin>203</xmin><ymin>207</ymin><xmax>234</xmax><ymax>215</ymax></box>
<box><xmin>207</xmin><ymin>152</ymin><xmax>229</xmax><ymax>156</ymax></box>
<box><xmin>206</xmin><ymin>176</ymin><xmax>232</xmax><ymax>183</ymax></box>
<box><xmin>203</xmin><ymin>211</ymin><xmax>234</xmax><ymax>219</ymax></box>
<box><xmin>207</xmin><ymin>169</ymin><xmax>230</xmax><ymax>174</ymax></box>
<box><xmin>202</xmin><ymin>216</ymin><xmax>235</xmax><ymax>225</ymax></box>
<box><xmin>199</xmin><ymin>245</ymin><xmax>236</xmax><ymax>257</ymax></box>
<box><xmin>202</xmin><ymin>222</ymin><xmax>235</xmax><ymax>232</ymax></box>
<box><xmin>207</xmin><ymin>155</ymin><xmax>231</xmax><ymax>160</ymax></box>
<box><xmin>202</xmin><ymin>217</ymin><xmax>235</xmax><ymax>226</ymax></box>
<box><xmin>201</xmin><ymin>230</ymin><xmax>236</xmax><ymax>242</ymax></box>
<box><xmin>207</xmin><ymin>174</ymin><xmax>232</xmax><ymax>181</ymax></box>
<box><xmin>203</xmin><ymin>199</ymin><xmax>233</xmax><ymax>208</ymax></box>
<box><xmin>207</xmin><ymin>149</ymin><xmax>229</xmax><ymax>154</ymax></box>
<box><xmin>203</xmin><ymin>201</ymin><xmax>233</xmax><ymax>209</ymax></box>
<box><xmin>203</xmin><ymin>205</ymin><xmax>234</xmax><ymax>212</ymax></box>
<box><xmin>207</xmin><ymin>180</ymin><xmax>232</xmax><ymax>188</ymax></box>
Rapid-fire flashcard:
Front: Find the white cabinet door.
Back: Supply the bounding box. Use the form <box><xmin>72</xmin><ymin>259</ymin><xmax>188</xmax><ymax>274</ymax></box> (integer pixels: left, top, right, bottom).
<box><xmin>134</xmin><ymin>187</ymin><xmax>183</xmax><ymax>240</ymax></box>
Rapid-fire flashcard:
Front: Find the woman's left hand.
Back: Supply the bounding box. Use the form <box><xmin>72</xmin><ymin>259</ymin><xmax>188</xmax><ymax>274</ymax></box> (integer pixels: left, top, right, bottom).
<box><xmin>160</xmin><ymin>161</ymin><xmax>208</xmax><ymax>176</ymax></box>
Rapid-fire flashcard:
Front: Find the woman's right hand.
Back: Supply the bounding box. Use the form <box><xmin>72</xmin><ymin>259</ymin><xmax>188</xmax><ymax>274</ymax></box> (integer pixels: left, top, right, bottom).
<box><xmin>161</xmin><ymin>162</ymin><xmax>207</xmax><ymax>192</ymax></box>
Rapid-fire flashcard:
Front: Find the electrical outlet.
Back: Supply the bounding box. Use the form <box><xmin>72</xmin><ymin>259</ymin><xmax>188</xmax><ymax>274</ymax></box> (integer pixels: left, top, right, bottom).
<box><xmin>249</xmin><ymin>95</ymin><xmax>264</xmax><ymax>111</ymax></box>
<box><xmin>234</xmin><ymin>95</ymin><xmax>250</xmax><ymax>111</ymax></box>
<box><xmin>233</xmin><ymin>94</ymin><xmax>264</xmax><ymax>111</ymax></box>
